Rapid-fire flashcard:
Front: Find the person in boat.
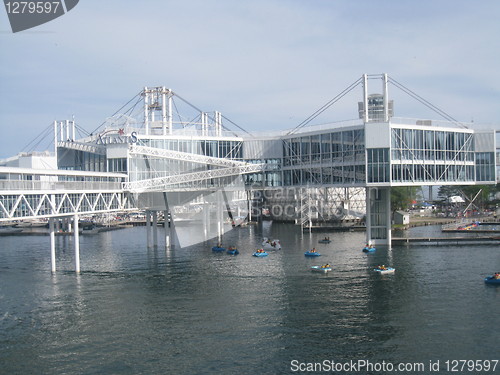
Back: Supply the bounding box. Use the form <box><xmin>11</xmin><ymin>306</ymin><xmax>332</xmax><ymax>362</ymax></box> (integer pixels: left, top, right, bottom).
<box><xmin>256</xmin><ymin>248</ymin><xmax>264</xmax><ymax>253</ymax></box>
<box><xmin>324</xmin><ymin>237</ymin><xmax>329</xmax><ymax>241</ymax></box>
<box><xmin>494</xmin><ymin>272</ymin><xmax>500</xmax><ymax>279</ymax></box>
<box><xmin>310</xmin><ymin>248</ymin><xmax>317</xmax><ymax>253</ymax></box>
<box><xmin>322</xmin><ymin>264</ymin><xmax>331</xmax><ymax>268</ymax></box>
<box><xmin>378</xmin><ymin>265</ymin><xmax>387</xmax><ymax>270</ymax></box>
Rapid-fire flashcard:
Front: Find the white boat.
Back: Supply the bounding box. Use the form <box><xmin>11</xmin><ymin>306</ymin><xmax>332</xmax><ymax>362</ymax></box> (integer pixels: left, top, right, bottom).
<box><xmin>311</xmin><ymin>265</ymin><xmax>332</xmax><ymax>273</ymax></box>
<box><xmin>374</xmin><ymin>267</ymin><xmax>395</xmax><ymax>275</ymax></box>
<box><xmin>262</xmin><ymin>238</ymin><xmax>281</xmax><ymax>250</ymax></box>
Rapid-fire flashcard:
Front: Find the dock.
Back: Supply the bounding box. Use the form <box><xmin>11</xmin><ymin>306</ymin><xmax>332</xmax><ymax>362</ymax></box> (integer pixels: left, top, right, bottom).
<box><xmin>392</xmin><ymin>236</ymin><xmax>500</xmax><ymax>246</ymax></box>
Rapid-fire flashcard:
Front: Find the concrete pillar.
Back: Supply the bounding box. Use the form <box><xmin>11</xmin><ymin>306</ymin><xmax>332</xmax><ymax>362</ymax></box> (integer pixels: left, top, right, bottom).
<box><xmin>164</xmin><ymin>210</ymin><xmax>170</xmax><ymax>249</ymax></box>
<box><xmin>146</xmin><ymin>210</ymin><xmax>152</xmax><ymax>248</ymax></box>
<box><xmin>365</xmin><ymin>187</ymin><xmax>391</xmax><ymax>247</ymax></box>
<box><xmin>152</xmin><ymin>211</ymin><xmax>158</xmax><ymax>247</ymax></box>
<box><xmin>74</xmin><ymin>214</ymin><xmax>80</xmax><ymax>273</ymax></box>
<box><xmin>217</xmin><ymin>192</ymin><xmax>223</xmax><ymax>242</ymax></box>
<box><xmin>49</xmin><ymin>217</ymin><xmax>56</xmax><ymax>273</ymax></box>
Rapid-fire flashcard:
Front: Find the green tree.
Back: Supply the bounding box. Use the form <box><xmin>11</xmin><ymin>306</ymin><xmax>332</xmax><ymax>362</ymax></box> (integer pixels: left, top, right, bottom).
<box><xmin>391</xmin><ymin>186</ymin><xmax>419</xmax><ymax>212</ymax></box>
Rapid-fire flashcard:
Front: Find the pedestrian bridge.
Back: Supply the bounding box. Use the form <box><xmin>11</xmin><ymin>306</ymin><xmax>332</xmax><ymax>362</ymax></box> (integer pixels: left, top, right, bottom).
<box><xmin>1</xmin><ymin>74</ymin><xmax>498</xmax><ymax>273</ymax></box>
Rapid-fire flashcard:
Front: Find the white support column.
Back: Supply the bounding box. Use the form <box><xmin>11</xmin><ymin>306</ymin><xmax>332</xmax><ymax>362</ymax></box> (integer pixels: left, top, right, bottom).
<box><xmin>366</xmin><ymin>187</ymin><xmax>391</xmax><ymax>247</ymax></box>
<box><xmin>65</xmin><ymin>120</ymin><xmax>70</xmax><ymax>141</ymax></box>
<box><xmin>217</xmin><ymin>192</ymin><xmax>222</xmax><ymax>242</ymax></box>
<box><xmin>365</xmin><ymin>187</ymin><xmax>372</xmax><ymax>245</ymax></box>
<box><xmin>215</xmin><ymin>111</ymin><xmax>222</xmax><ymax>137</ymax></box>
<box><xmin>144</xmin><ymin>87</ymin><xmax>149</xmax><ymax>136</ymax></box>
<box><xmin>383</xmin><ymin>73</ymin><xmax>389</xmax><ymax>122</ymax></box>
<box><xmin>60</xmin><ymin>121</ymin><xmax>64</xmax><ymax>141</ymax></box>
<box><xmin>152</xmin><ymin>210</ymin><xmax>158</xmax><ymax>247</ymax></box>
<box><xmin>162</xmin><ymin>87</ymin><xmax>167</xmax><ymax>135</ymax></box>
<box><xmin>164</xmin><ymin>210</ymin><xmax>170</xmax><ymax>249</ymax></box>
<box><xmin>203</xmin><ymin>204</ymin><xmax>207</xmax><ymax>240</ymax></box>
<box><xmin>385</xmin><ymin>187</ymin><xmax>392</xmax><ymax>246</ymax></box>
<box><xmin>248</xmin><ymin>190</ymin><xmax>252</xmax><ymax>222</ymax></box>
<box><xmin>146</xmin><ymin>209</ymin><xmax>152</xmax><ymax>248</ymax></box>
<box><xmin>201</xmin><ymin>112</ymin><xmax>207</xmax><ymax>136</ymax></box>
<box><xmin>53</xmin><ymin>121</ymin><xmax>58</xmax><ymax>161</ymax></box>
<box><xmin>170</xmin><ymin>215</ymin><xmax>177</xmax><ymax>249</ymax></box>
<box><xmin>167</xmin><ymin>91</ymin><xmax>173</xmax><ymax>135</ymax></box>
<box><xmin>71</xmin><ymin>119</ymin><xmax>76</xmax><ymax>141</ymax></box>
<box><xmin>74</xmin><ymin>214</ymin><xmax>80</xmax><ymax>273</ymax></box>
<box><xmin>49</xmin><ymin>217</ymin><xmax>56</xmax><ymax>273</ymax></box>
<box><xmin>363</xmin><ymin>74</ymin><xmax>369</xmax><ymax>123</ymax></box>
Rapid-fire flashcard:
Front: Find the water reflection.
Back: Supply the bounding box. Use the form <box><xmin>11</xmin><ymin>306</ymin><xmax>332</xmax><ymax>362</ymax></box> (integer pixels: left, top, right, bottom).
<box><xmin>0</xmin><ymin>223</ymin><xmax>498</xmax><ymax>374</ymax></box>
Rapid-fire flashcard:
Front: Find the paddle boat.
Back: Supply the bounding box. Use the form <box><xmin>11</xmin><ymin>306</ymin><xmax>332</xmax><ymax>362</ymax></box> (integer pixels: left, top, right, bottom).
<box><xmin>304</xmin><ymin>249</ymin><xmax>321</xmax><ymax>257</ymax></box>
<box><xmin>374</xmin><ymin>266</ymin><xmax>395</xmax><ymax>275</ymax></box>
<box><xmin>262</xmin><ymin>238</ymin><xmax>282</xmax><ymax>250</ymax></box>
<box><xmin>253</xmin><ymin>249</ymin><xmax>268</xmax><ymax>257</ymax></box>
<box><xmin>484</xmin><ymin>274</ymin><xmax>500</xmax><ymax>285</ymax></box>
<box><xmin>362</xmin><ymin>245</ymin><xmax>376</xmax><ymax>252</ymax></box>
<box><xmin>226</xmin><ymin>247</ymin><xmax>239</xmax><ymax>255</ymax></box>
<box><xmin>212</xmin><ymin>245</ymin><xmax>226</xmax><ymax>252</ymax></box>
<box><xmin>311</xmin><ymin>264</ymin><xmax>332</xmax><ymax>273</ymax></box>
<box><xmin>318</xmin><ymin>237</ymin><xmax>331</xmax><ymax>244</ymax></box>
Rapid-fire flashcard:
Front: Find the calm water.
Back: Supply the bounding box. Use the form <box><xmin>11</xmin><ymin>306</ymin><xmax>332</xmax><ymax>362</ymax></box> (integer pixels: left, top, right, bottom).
<box><xmin>1</xmin><ymin>223</ymin><xmax>498</xmax><ymax>374</ymax></box>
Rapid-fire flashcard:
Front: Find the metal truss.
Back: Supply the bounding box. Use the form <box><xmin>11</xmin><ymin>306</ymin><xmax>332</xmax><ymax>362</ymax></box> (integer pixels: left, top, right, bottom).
<box><xmin>129</xmin><ymin>145</ymin><xmax>249</xmax><ymax>168</ymax></box>
<box><xmin>123</xmin><ymin>163</ymin><xmax>265</xmax><ymax>192</ymax></box>
<box><xmin>0</xmin><ymin>190</ymin><xmax>135</xmax><ymax>221</ymax></box>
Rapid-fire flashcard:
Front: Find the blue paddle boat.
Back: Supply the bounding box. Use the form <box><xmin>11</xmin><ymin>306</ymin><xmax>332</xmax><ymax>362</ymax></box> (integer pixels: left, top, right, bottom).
<box><xmin>253</xmin><ymin>250</ymin><xmax>268</xmax><ymax>257</ymax></box>
<box><xmin>226</xmin><ymin>247</ymin><xmax>239</xmax><ymax>255</ymax></box>
<box><xmin>362</xmin><ymin>246</ymin><xmax>376</xmax><ymax>252</ymax></box>
<box><xmin>304</xmin><ymin>250</ymin><xmax>321</xmax><ymax>257</ymax></box>
<box><xmin>212</xmin><ymin>246</ymin><xmax>226</xmax><ymax>252</ymax></box>
<box><xmin>484</xmin><ymin>275</ymin><xmax>500</xmax><ymax>285</ymax></box>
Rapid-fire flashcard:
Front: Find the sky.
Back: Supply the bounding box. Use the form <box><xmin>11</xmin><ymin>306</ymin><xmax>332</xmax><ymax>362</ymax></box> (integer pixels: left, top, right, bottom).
<box><xmin>1</xmin><ymin>0</ymin><xmax>499</xmax><ymax>158</ymax></box>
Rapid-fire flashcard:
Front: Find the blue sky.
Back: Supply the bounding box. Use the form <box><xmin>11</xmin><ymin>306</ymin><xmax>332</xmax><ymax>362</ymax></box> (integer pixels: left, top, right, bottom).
<box><xmin>1</xmin><ymin>0</ymin><xmax>499</xmax><ymax>158</ymax></box>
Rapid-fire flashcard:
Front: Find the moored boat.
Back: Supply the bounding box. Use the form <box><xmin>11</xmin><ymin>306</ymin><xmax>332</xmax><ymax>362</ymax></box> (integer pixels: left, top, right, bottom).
<box><xmin>253</xmin><ymin>249</ymin><xmax>268</xmax><ymax>257</ymax></box>
<box><xmin>212</xmin><ymin>246</ymin><xmax>226</xmax><ymax>252</ymax></box>
<box><xmin>374</xmin><ymin>266</ymin><xmax>395</xmax><ymax>275</ymax></box>
<box><xmin>304</xmin><ymin>250</ymin><xmax>321</xmax><ymax>257</ymax></box>
<box><xmin>262</xmin><ymin>238</ymin><xmax>281</xmax><ymax>250</ymax></box>
<box><xmin>484</xmin><ymin>275</ymin><xmax>500</xmax><ymax>285</ymax></box>
<box><xmin>311</xmin><ymin>265</ymin><xmax>332</xmax><ymax>273</ymax></box>
<box><xmin>362</xmin><ymin>246</ymin><xmax>376</xmax><ymax>252</ymax></box>
<box><xmin>318</xmin><ymin>238</ymin><xmax>331</xmax><ymax>244</ymax></box>
<box><xmin>226</xmin><ymin>247</ymin><xmax>239</xmax><ymax>255</ymax></box>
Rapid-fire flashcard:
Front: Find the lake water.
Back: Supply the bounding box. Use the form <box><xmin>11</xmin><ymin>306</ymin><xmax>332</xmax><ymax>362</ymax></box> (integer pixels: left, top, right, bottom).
<box><xmin>1</xmin><ymin>223</ymin><xmax>498</xmax><ymax>374</ymax></box>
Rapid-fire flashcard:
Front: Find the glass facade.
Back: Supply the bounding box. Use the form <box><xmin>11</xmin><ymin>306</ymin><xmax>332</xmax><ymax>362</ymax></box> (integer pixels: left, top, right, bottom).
<box><xmin>57</xmin><ymin>123</ymin><xmax>496</xmax><ymax>189</ymax></box>
<box><xmin>390</xmin><ymin>127</ymin><xmax>481</xmax><ymax>184</ymax></box>
<box><xmin>58</xmin><ymin>149</ymin><xmax>106</xmax><ymax>172</ymax></box>
<box><xmin>475</xmin><ymin>152</ymin><xmax>495</xmax><ymax>182</ymax></box>
<box><xmin>367</xmin><ymin>148</ymin><xmax>389</xmax><ymax>183</ymax></box>
<box><xmin>282</xmin><ymin>128</ymin><xmax>366</xmax><ymax>186</ymax></box>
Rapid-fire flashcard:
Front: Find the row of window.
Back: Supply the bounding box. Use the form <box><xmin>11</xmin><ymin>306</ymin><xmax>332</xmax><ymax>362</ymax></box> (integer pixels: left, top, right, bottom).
<box><xmin>283</xmin><ymin>130</ymin><xmax>365</xmax><ymax>166</ymax></box>
<box><xmin>144</xmin><ymin>139</ymin><xmax>243</xmax><ymax>159</ymax></box>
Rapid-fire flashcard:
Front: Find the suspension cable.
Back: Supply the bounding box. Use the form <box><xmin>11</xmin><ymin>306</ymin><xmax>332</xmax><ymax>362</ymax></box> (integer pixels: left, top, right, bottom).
<box><xmin>388</xmin><ymin>77</ymin><xmax>467</xmax><ymax>128</ymax></box>
<box><xmin>288</xmin><ymin>77</ymin><xmax>363</xmax><ymax>135</ymax></box>
<box><xmin>90</xmin><ymin>90</ymin><xmax>142</xmax><ymax>134</ymax></box>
